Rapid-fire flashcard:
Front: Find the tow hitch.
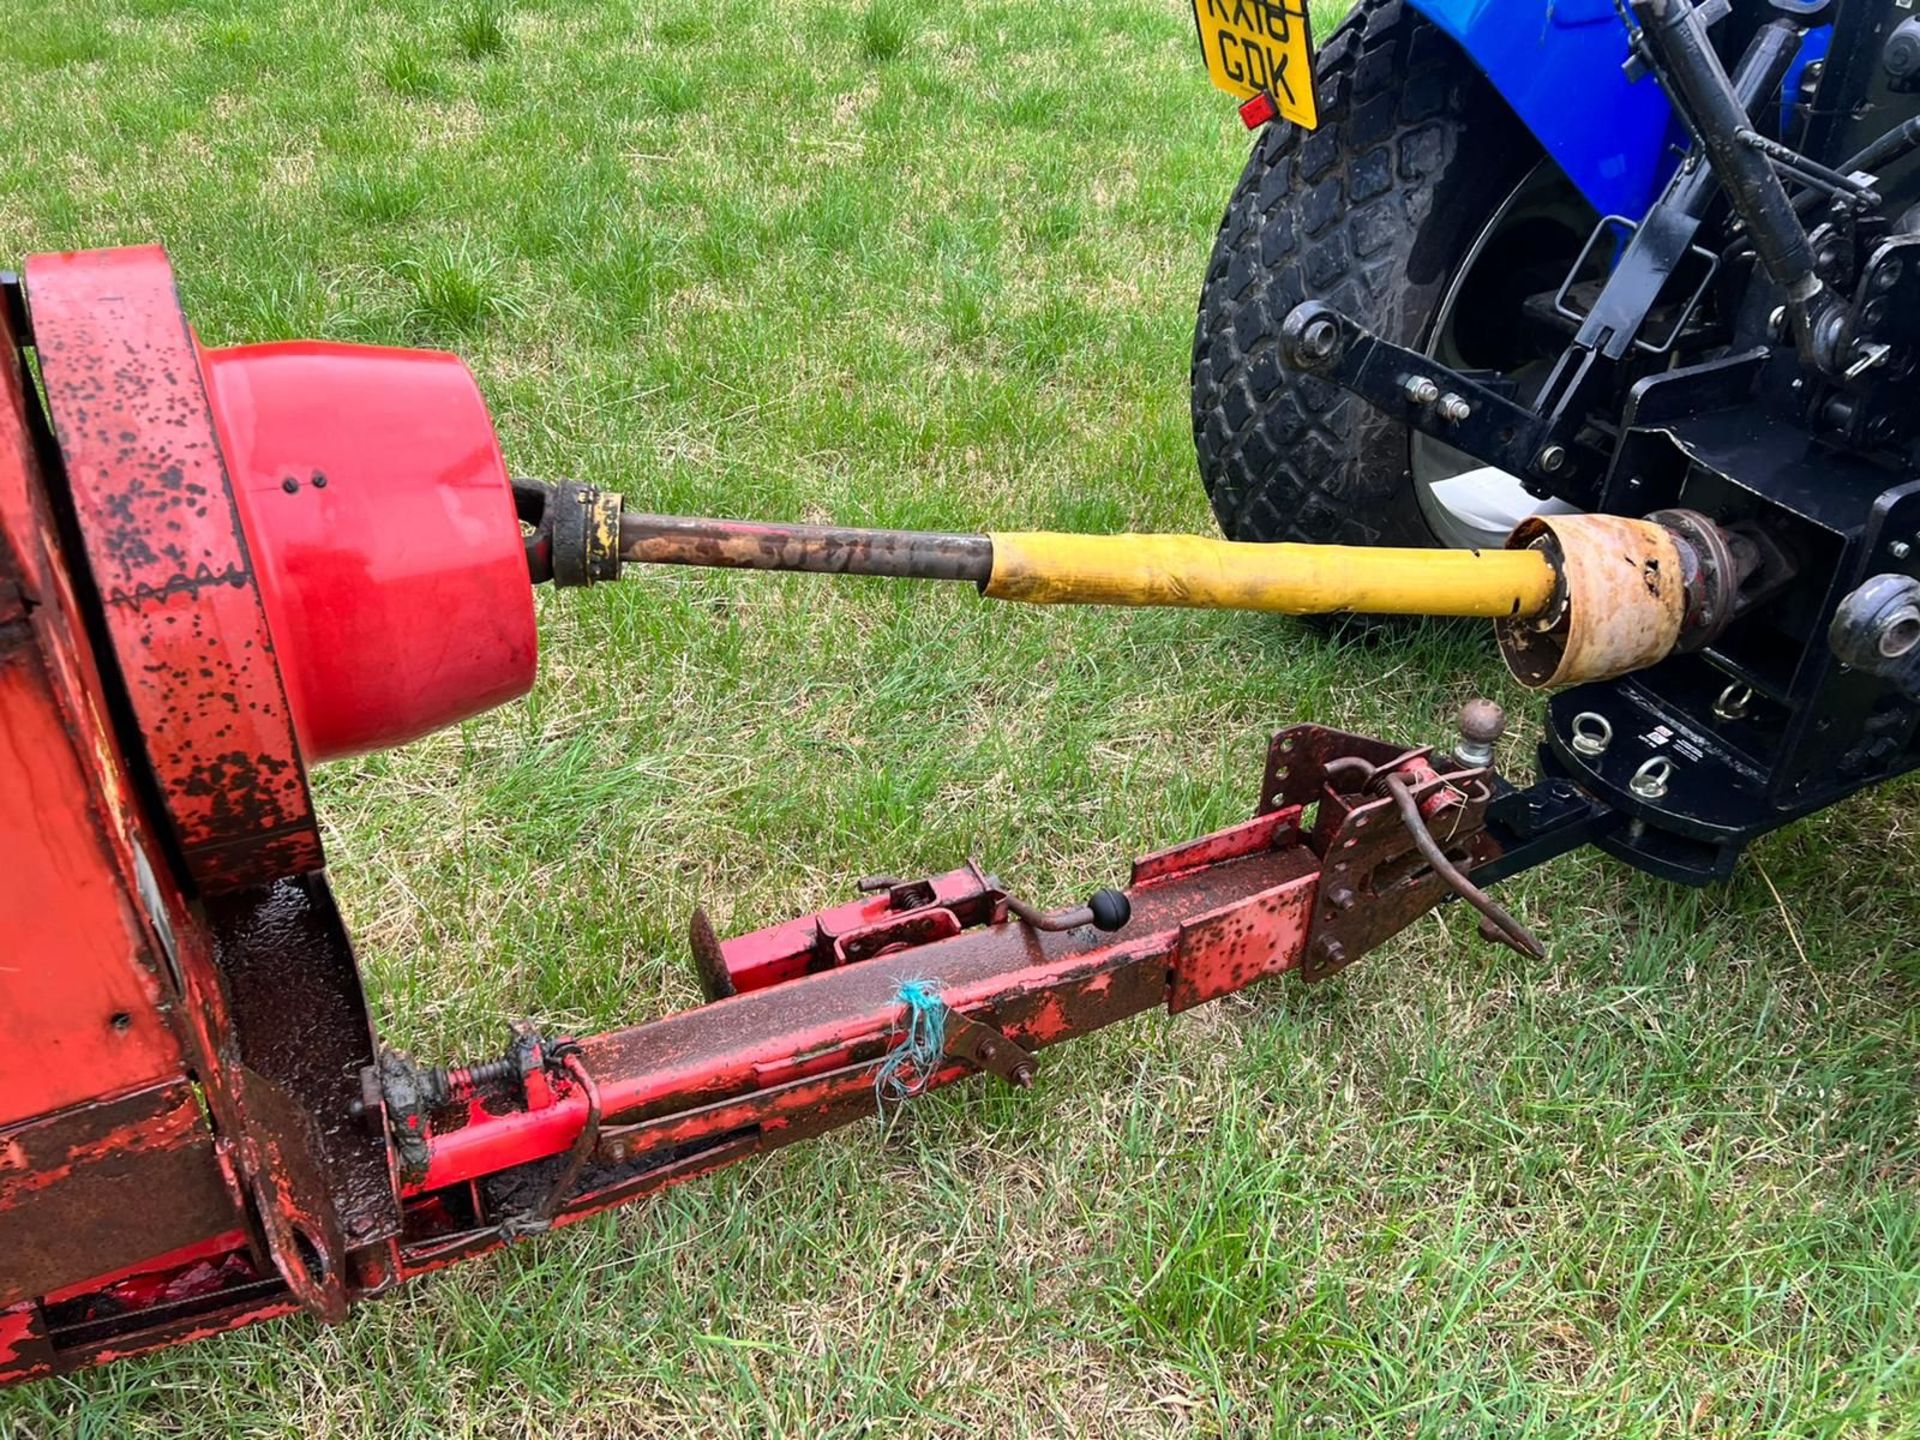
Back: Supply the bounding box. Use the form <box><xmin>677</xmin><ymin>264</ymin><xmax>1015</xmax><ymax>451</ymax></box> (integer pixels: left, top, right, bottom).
<box><xmin>0</xmin><ymin>241</ymin><xmax>1832</xmax><ymax>1382</ymax></box>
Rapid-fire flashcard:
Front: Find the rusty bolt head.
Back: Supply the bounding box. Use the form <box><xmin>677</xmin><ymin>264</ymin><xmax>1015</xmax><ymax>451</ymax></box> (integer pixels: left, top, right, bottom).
<box><xmin>1012</xmin><ymin>1063</ymin><xmax>1035</xmax><ymax>1089</ymax></box>
<box><xmin>1328</xmin><ymin>886</ymin><xmax>1356</xmax><ymax>911</ymax></box>
<box><xmin>1315</xmin><ymin>938</ymin><xmax>1347</xmax><ymax>966</ymax></box>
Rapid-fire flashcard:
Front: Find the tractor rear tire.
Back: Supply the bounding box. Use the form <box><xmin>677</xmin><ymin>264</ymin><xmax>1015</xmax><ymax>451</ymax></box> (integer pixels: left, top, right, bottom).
<box><xmin>1190</xmin><ymin>0</ymin><xmax>1539</xmax><ymax>549</ymax></box>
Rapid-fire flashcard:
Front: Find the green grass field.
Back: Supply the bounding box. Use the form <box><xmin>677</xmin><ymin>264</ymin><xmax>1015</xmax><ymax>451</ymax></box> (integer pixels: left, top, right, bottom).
<box><xmin>5</xmin><ymin>0</ymin><xmax>1920</xmax><ymax>1434</ymax></box>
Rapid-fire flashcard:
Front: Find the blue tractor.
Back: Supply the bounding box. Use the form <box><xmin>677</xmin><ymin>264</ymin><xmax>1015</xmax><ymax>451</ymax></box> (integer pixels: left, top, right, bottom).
<box><xmin>1191</xmin><ymin>0</ymin><xmax>1920</xmax><ymax>882</ymax></box>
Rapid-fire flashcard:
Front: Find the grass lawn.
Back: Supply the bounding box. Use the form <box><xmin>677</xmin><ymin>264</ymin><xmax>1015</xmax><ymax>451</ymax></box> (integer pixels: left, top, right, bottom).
<box><xmin>5</xmin><ymin>0</ymin><xmax>1920</xmax><ymax>1434</ymax></box>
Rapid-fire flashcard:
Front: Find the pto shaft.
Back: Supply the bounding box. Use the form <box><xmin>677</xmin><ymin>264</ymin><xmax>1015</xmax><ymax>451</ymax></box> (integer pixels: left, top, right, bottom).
<box><xmin>614</xmin><ymin>513</ymin><xmax>1559</xmax><ymax>620</ymax></box>
<box><xmin>523</xmin><ymin>484</ymin><xmax>1738</xmax><ymax>689</ymax></box>
<box><xmin>618</xmin><ymin>514</ymin><xmax>993</xmax><ymax>583</ymax></box>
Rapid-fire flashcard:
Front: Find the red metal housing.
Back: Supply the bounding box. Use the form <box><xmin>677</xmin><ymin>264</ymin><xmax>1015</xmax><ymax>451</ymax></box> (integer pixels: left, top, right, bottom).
<box><xmin>0</xmin><ymin>247</ymin><xmax>1508</xmax><ymax>1384</ymax></box>
<box><xmin>202</xmin><ymin>338</ymin><xmax>537</xmax><ymax>761</ymax></box>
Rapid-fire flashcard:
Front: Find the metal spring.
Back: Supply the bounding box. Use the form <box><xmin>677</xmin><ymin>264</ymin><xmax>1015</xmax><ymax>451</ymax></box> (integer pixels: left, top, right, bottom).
<box><xmin>434</xmin><ymin>1056</ymin><xmax>518</xmax><ymax>1100</ymax></box>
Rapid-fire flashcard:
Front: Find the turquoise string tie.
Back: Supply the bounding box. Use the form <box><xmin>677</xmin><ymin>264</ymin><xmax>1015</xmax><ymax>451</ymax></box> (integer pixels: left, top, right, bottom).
<box><xmin>874</xmin><ymin>981</ymin><xmax>946</xmax><ymax>1115</ymax></box>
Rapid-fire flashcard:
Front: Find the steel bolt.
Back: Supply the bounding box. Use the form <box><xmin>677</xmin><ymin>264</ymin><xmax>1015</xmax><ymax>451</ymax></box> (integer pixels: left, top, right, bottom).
<box><xmin>1315</xmin><ymin>938</ymin><xmax>1347</xmax><ymax>968</ymax></box>
<box><xmin>1892</xmin><ymin>541</ymin><xmax>1913</xmax><ymax>561</ymax></box>
<box><xmin>1767</xmin><ymin>305</ymin><xmax>1789</xmax><ymax>342</ymax></box>
<box><xmin>1437</xmin><ymin>393</ymin><xmax>1472</xmax><ymax>424</ymax></box>
<box><xmin>1403</xmin><ymin>375</ymin><xmax>1441</xmax><ymax>406</ymax></box>
<box><xmin>1536</xmin><ymin>445</ymin><xmax>1567</xmax><ymax>475</ymax></box>
<box><xmin>1328</xmin><ymin>886</ymin><xmax>1357</xmax><ymax>911</ymax></box>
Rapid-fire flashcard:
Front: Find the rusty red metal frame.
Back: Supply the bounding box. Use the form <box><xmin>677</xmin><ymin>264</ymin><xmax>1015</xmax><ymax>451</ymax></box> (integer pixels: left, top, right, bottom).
<box><xmin>0</xmin><ymin>250</ymin><xmax>1515</xmax><ymax>1385</ymax></box>
<box><xmin>28</xmin><ymin>248</ymin><xmax>323</xmax><ymax>893</ymax></box>
<box><xmin>0</xmin><ymin>714</ymin><xmax>1497</xmax><ymax>1382</ymax></box>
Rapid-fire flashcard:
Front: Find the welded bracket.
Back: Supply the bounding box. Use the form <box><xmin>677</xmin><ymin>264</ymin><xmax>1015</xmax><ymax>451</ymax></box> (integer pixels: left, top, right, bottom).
<box><xmin>942</xmin><ymin>1011</ymin><xmax>1035</xmax><ymax>1088</ymax></box>
<box><xmin>1279</xmin><ymin>301</ymin><xmax>1585</xmax><ymax>489</ymax></box>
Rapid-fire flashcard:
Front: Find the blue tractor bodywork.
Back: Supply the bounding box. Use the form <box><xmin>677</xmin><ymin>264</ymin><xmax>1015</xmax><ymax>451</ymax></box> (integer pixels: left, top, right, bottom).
<box><xmin>1407</xmin><ymin>0</ymin><xmax>1682</xmax><ymax>219</ymax></box>
<box><xmin>1407</xmin><ymin>0</ymin><xmax>1834</xmax><ymax>221</ymax></box>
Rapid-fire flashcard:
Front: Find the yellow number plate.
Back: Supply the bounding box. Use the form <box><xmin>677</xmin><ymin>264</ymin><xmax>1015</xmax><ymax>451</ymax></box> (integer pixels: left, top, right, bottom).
<box><xmin>1191</xmin><ymin>0</ymin><xmax>1318</xmax><ymax>128</ymax></box>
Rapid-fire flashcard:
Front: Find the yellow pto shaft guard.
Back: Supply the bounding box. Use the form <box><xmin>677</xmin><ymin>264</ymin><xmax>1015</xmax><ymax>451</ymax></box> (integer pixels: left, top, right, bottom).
<box><xmin>984</xmin><ymin>531</ymin><xmax>1560</xmax><ymax>620</ymax></box>
<box><xmin>606</xmin><ymin>507</ymin><xmax>1716</xmax><ymax>688</ymax></box>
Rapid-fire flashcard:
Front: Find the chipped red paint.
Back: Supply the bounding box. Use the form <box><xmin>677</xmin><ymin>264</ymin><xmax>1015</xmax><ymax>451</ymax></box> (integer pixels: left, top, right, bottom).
<box><xmin>1167</xmin><ymin>871</ymin><xmax>1320</xmax><ymax>1013</ymax></box>
<box><xmin>717</xmin><ymin>863</ymin><xmax>1005</xmax><ymax>993</ymax></box>
<box><xmin>0</xmin><ymin>298</ymin><xmax>189</xmax><ymax>1126</ymax></box>
<box><xmin>0</xmin><ymin>288</ymin><xmax>264</xmax><ymax>1384</ymax></box>
<box><xmin>0</xmin><ymin>251</ymin><xmax>1510</xmax><ymax>1385</ymax></box>
<box><xmin>0</xmin><ymin>1084</ymin><xmax>202</xmax><ymax>1210</ymax></box>
<box><xmin>0</xmin><ymin>708</ymin><xmax>1481</xmax><ymax>1381</ymax></box>
<box><xmin>26</xmin><ymin>246</ymin><xmax>322</xmax><ymax>892</ymax></box>
<box><xmin>0</xmin><ymin>1307</ymin><xmax>41</xmax><ymax>1379</ymax></box>
<box><xmin>413</xmin><ymin>840</ymin><xmax>1317</xmax><ymax>1195</ymax></box>
<box><xmin>1132</xmin><ymin>806</ymin><xmax>1304</xmax><ymax>886</ymax></box>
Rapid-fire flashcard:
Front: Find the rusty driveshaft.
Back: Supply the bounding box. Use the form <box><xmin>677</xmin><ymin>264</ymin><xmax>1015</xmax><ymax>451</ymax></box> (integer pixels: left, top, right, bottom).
<box><xmin>611</xmin><ymin>510</ymin><xmax>1556</xmax><ymax>619</ymax></box>
<box><xmin>618</xmin><ymin>513</ymin><xmax>995</xmax><ymax>583</ymax></box>
<box><xmin>516</xmin><ymin>482</ymin><xmax>1757</xmax><ymax>689</ymax></box>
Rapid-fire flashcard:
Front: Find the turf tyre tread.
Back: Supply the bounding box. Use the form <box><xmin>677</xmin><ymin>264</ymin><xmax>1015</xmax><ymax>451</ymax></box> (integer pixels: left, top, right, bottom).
<box><xmin>1190</xmin><ymin>0</ymin><xmax>1533</xmax><ymax>549</ymax></box>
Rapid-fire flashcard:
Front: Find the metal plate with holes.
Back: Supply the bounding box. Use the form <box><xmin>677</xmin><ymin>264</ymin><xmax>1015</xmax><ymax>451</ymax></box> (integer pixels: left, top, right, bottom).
<box><xmin>1260</xmin><ymin>728</ymin><xmax>1502</xmax><ymax>982</ymax></box>
<box><xmin>26</xmin><ymin>247</ymin><xmax>321</xmax><ymax>891</ymax></box>
<box><xmin>1260</xmin><ymin>724</ymin><xmax>1426</xmax><ymax>815</ymax></box>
